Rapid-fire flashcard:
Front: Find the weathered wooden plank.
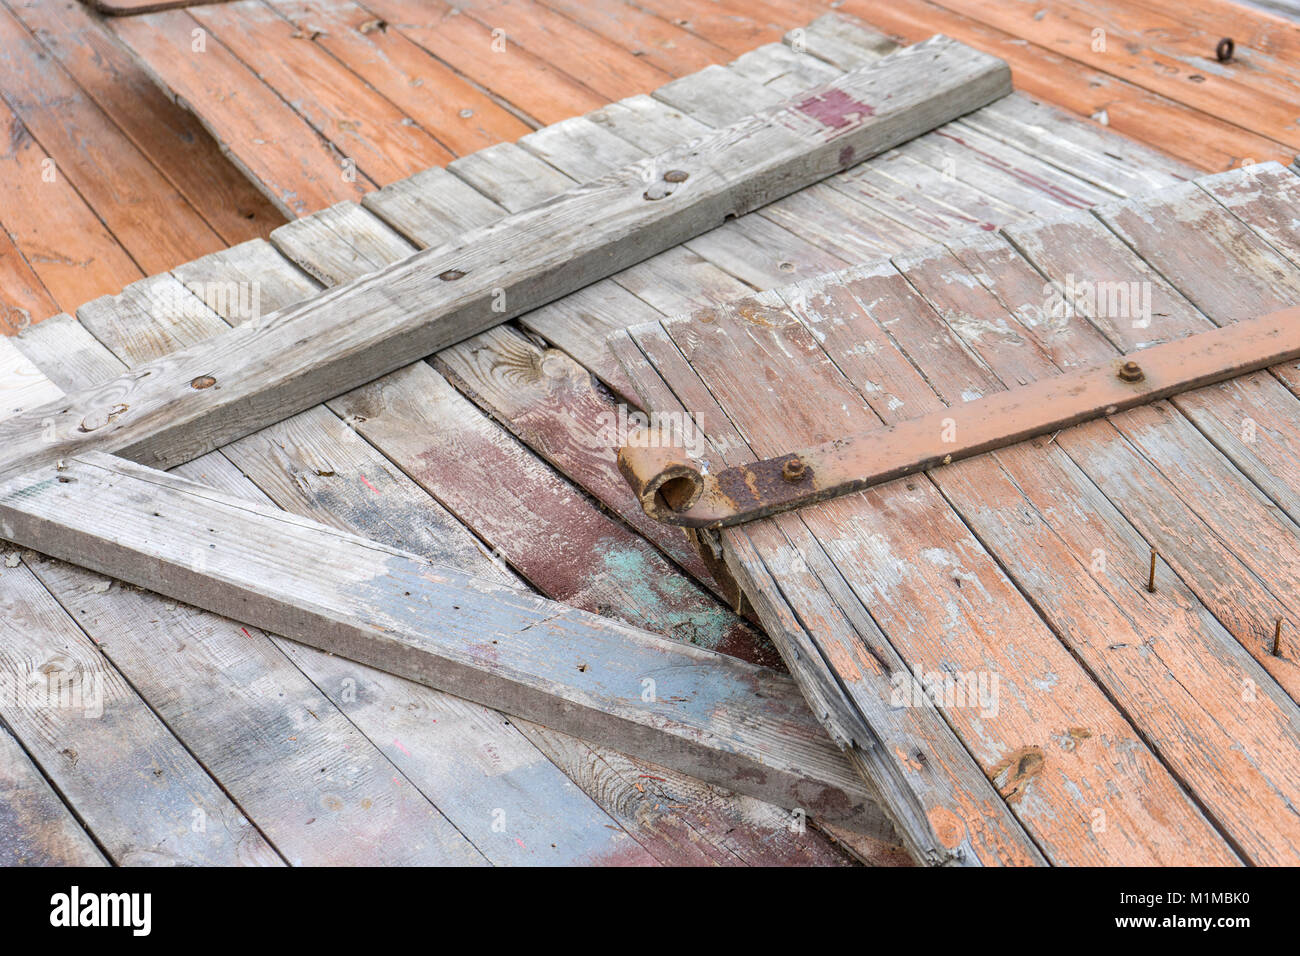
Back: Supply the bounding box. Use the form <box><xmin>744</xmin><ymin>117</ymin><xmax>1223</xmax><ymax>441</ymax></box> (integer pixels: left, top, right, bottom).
<box><xmin>0</xmin><ymin>452</ymin><xmax>880</xmax><ymax>831</ymax></box>
<box><xmin>730</xmin><ymin>42</ymin><xmax>843</xmax><ymax>97</ymax></box>
<box><xmin>0</xmin><ymin>36</ymin><xmax>1012</xmax><ymax>482</ymax></box>
<box><xmin>957</xmin><ymin>94</ymin><xmax>1194</xmax><ymax>196</ymax></box>
<box><xmin>363</xmin><ymin>166</ymin><xmax>507</xmax><ymax>249</ymax></box>
<box><xmin>654</xmin><ymin>64</ymin><xmax>786</xmax><ymax>127</ymax></box>
<box><xmin>784</xmin><ymin>14</ymin><xmax>897</xmax><ymax>71</ymax></box>
<box><xmin>0</xmin><ymin>552</ymin><xmax>284</xmax><ymax>866</ymax></box>
<box><xmin>0</xmin><ymin>723</ymin><xmax>106</xmax><ymax>866</ymax></box>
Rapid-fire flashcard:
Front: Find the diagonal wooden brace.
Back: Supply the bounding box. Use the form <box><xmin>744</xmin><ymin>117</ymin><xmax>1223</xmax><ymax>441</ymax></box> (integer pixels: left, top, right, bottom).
<box><xmin>0</xmin><ymin>451</ymin><xmax>889</xmax><ymax>835</ymax></box>
<box><xmin>619</xmin><ymin>305</ymin><xmax>1300</xmax><ymax>528</ymax></box>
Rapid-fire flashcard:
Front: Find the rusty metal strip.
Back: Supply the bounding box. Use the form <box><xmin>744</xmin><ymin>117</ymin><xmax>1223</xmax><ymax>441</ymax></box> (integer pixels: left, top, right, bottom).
<box><xmin>619</xmin><ymin>305</ymin><xmax>1300</xmax><ymax>528</ymax></box>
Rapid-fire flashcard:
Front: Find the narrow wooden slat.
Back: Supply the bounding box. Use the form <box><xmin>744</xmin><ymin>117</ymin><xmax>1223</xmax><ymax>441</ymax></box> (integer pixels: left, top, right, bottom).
<box><xmin>423</xmin><ymin>0</ymin><xmax>671</xmax><ymax>102</ymax></box>
<box><xmin>0</xmin><ymin>36</ymin><xmax>1012</xmax><ymax>482</ymax></box>
<box><xmin>0</xmin><ymin>337</ymin><xmax>62</xmax><ymax>421</ymax></box>
<box><xmin>0</xmin><ymin>451</ymin><xmax>881</xmax><ymax>830</ymax></box>
<box><xmin>0</xmin><ymin>96</ymin><xmax>143</xmax><ymax>315</ymax></box>
<box><xmin>537</xmin><ymin>0</ymin><xmax>733</xmax><ymax>76</ymax></box>
<box><xmin>0</xmin><ymin>222</ymin><xmax>57</xmax><ymax>334</ymax></box>
<box><xmin>841</xmin><ymin>0</ymin><xmax>1289</xmax><ymax>170</ymax></box>
<box><xmin>355</xmin><ymin>0</ymin><xmax>603</xmax><ymax>124</ymax></box>
<box><xmin>188</xmin><ymin>0</ymin><xmax>455</xmax><ymax>184</ymax></box>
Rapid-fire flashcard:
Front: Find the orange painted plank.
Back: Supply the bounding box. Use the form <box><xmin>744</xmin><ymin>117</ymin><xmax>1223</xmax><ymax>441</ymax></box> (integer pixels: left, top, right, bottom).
<box><xmin>0</xmin><ymin>4</ymin><xmax>225</xmax><ymax>272</ymax></box>
<box><xmin>0</xmin><ymin>100</ymin><xmax>142</xmax><ymax>315</ymax></box>
<box><xmin>110</xmin><ymin>9</ymin><xmax>373</xmax><ymax>217</ymax></box>
<box><xmin>358</xmin><ymin>0</ymin><xmax>605</xmax><ymax>124</ymax></box>
<box><xmin>8</xmin><ymin>0</ymin><xmax>282</xmax><ymax>246</ymax></box>
<box><xmin>189</xmin><ymin>0</ymin><xmax>453</xmax><ymax>185</ymax></box>
<box><xmin>930</xmin><ymin>0</ymin><xmax>1300</xmax><ymax>153</ymax></box>
<box><xmin>838</xmin><ymin>0</ymin><xmax>1291</xmax><ymax>170</ymax></box>
<box><xmin>268</xmin><ymin>0</ymin><xmax>532</xmax><ymax>156</ymax></box>
<box><xmin>536</xmin><ymin>0</ymin><xmax>733</xmax><ymax>76</ymax></box>
<box><xmin>448</xmin><ymin>0</ymin><xmax>671</xmax><ymax>100</ymax></box>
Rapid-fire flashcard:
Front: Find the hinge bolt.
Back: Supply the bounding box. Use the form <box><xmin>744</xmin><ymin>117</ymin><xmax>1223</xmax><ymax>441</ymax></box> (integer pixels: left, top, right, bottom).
<box><xmin>782</xmin><ymin>457</ymin><xmax>807</xmax><ymax>482</ymax></box>
<box><xmin>1118</xmin><ymin>360</ymin><xmax>1144</xmax><ymax>383</ymax></box>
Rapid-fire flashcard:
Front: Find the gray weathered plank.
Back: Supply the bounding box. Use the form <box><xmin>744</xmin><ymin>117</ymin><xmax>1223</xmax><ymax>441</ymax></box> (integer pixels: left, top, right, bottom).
<box><xmin>0</xmin><ymin>36</ymin><xmax>1012</xmax><ymax>481</ymax></box>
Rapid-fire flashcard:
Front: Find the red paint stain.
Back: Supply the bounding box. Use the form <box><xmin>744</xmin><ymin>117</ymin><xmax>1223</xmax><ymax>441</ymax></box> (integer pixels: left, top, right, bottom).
<box><xmin>392</xmin><ymin>738</ymin><xmax>412</xmax><ymax>756</ymax></box>
<box><xmin>796</xmin><ymin>89</ymin><xmax>875</xmax><ymax>130</ymax></box>
<box><xmin>240</xmin><ymin>627</ymin><xmax>253</xmax><ymax>639</ymax></box>
<box><xmin>359</xmin><ymin>474</ymin><xmax>379</xmax><ymax>494</ymax></box>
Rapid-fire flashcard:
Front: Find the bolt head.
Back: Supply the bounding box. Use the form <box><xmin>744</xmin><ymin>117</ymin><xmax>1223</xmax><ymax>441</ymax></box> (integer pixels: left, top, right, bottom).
<box><xmin>1118</xmin><ymin>360</ymin><xmax>1144</xmax><ymax>383</ymax></box>
<box><xmin>782</xmin><ymin>457</ymin><xmax>807</xmax><ymax>482</ymax></box>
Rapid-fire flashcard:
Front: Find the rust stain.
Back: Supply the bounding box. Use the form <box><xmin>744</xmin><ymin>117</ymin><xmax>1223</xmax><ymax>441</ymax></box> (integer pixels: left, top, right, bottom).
<box><xmin>794</xmin><ymin>88</ymin><xmax>876</xmax><ymax>130</ymax></box>
<box><xmin>991</xmin><ymin>745</ymin><xmax>1046</xmax><ymax>805</ymax></box>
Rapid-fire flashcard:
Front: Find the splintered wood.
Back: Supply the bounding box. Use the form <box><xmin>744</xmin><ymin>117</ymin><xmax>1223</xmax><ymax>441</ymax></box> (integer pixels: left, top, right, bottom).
<box><xmin>614</xmin><ymin>162</ymin><xmax>1300</xmax><ymax>866</ymax></box>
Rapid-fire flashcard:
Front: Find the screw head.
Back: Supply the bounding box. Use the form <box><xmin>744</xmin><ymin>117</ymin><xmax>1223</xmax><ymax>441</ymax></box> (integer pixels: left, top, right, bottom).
<box><xmin>1118</xmin><ymin>360</ymin><xmax>1144</xmax><ymax>383</ymax></box>
<box><xmin>190</xmin><ymin>375</ymin><xmax>217</xmax><ymax>389</ymax></box>
<box><xmin>663</xmin><ymin>169</ymin><xmax>689</xmax><ymax>183</ymax></box>
<box><xmin>782</xmin><ymin>457</ymin><xmax>807</xmax><ymax>482</ymax></box>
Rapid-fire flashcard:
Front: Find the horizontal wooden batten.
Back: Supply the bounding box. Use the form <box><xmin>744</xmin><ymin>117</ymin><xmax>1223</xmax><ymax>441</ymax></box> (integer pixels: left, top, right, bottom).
<box><xmin>0</xmin><ymin>451</ymin><xmax>885</xmax><ymax>832</ymax></box>
<box><xmin>0</xmin><ymin>36</ymin><xmax>1010</xmax><ymax>482</ymax></box>
<box><xmin>619</xmin><ymin>305</ymin><xmax>1300</xmax><ymax>527</ymax></box>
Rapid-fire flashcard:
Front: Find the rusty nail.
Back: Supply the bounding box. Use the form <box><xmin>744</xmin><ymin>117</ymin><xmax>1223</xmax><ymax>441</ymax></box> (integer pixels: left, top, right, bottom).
<box><xmin>438</xmin><ymin>269</ymin><xmax>466</xmax><ymax>281</ymax></box>
<box><xmin>1147</xmin><ymin>548</ymin><xmax>1157</xmax><ymax>593</ymax></box>
<box><xmin>663</xmin><ymin>169</ymin><xmax>689</xmax><ymax>183</ymax></box>
<box><xmin>782</xmin><ymin>457</ymin><xmax>807</xmax><ymax>483</ymax></box>
<box><xmin>190</xmin><ymin>375</ymin><xmax>216</xmax><ymax>389</ymax></box>
<box><xmin>1216</xmin><ymin>37</ymin><xmax>1234</xmax><ymax>62</ymax></box>
<box><xmin>1274</xmin><ymin>618</ymin><xmax>1284</xmax><ymax>656</ymax></box>
<box><xmin>1118</xmin><ymin>360</ymin><xmax>1144</xmax><ymax>383</ymax></box>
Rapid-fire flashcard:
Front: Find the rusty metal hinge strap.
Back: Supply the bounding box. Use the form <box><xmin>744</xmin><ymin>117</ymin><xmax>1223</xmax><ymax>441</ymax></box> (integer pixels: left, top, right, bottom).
<box><xmin>619</xmin><ymin>305</ymin><xmax>1300</xmax><ymax>528</ymax></box>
